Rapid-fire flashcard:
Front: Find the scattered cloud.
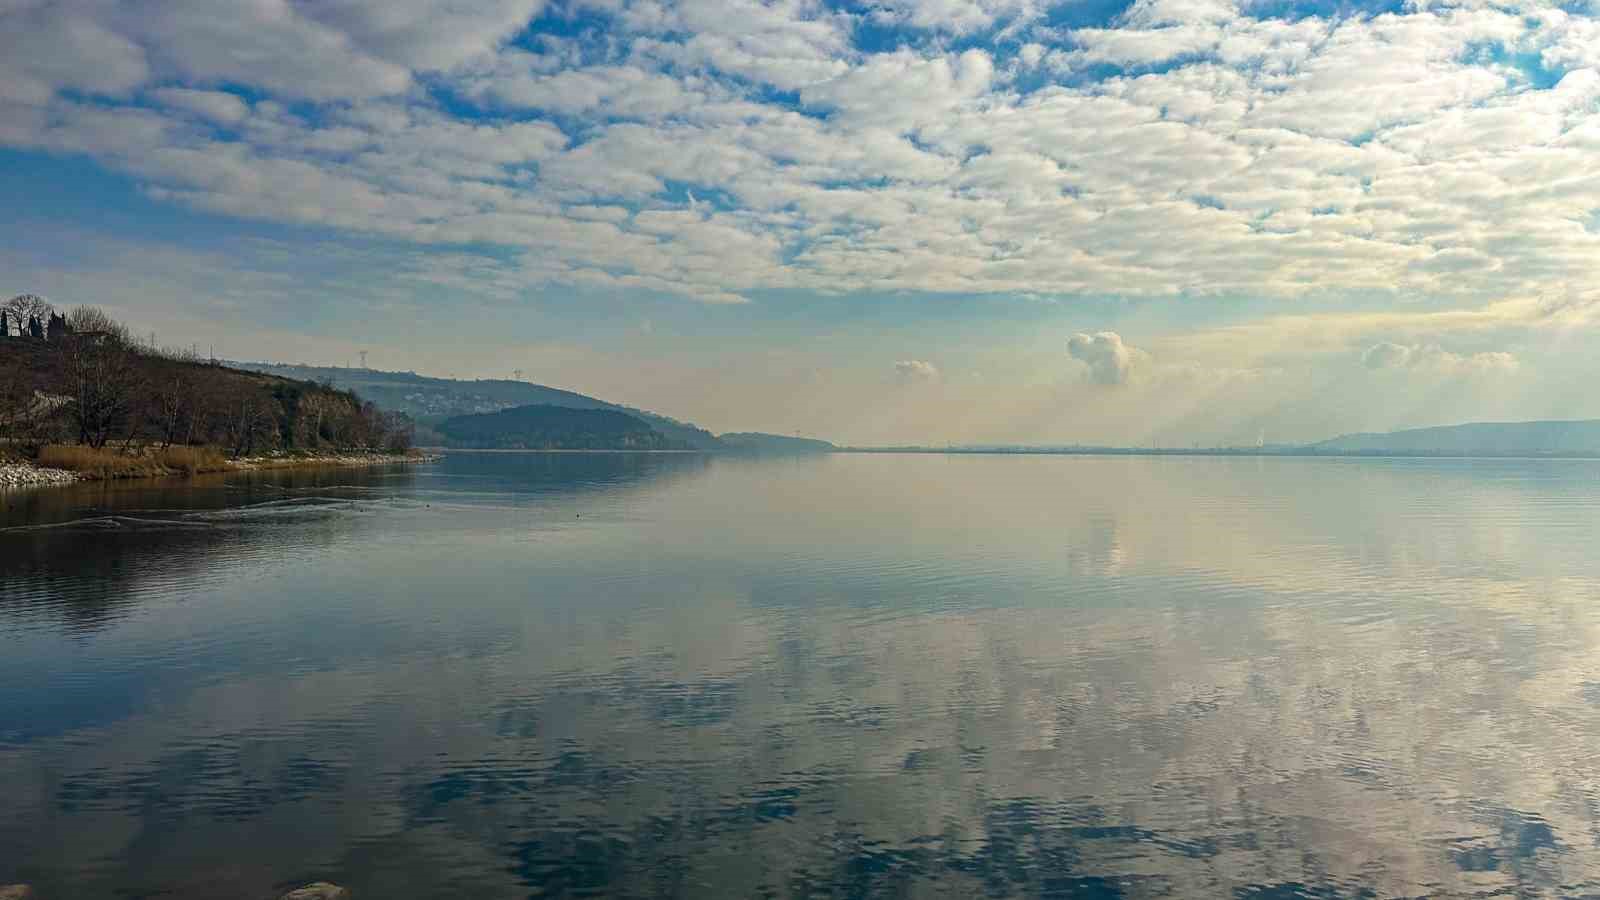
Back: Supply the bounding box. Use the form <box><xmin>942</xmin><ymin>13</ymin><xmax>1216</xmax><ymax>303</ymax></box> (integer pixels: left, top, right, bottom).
<box><xmin>1</xmin><ymin>0</ymin><xmax>1598</xmax><ymax>309</ymax></box>
<box><xmin>3</xmin><ymin>0</ymin><xmax>1600</xmax><ymax>443</ymax></box>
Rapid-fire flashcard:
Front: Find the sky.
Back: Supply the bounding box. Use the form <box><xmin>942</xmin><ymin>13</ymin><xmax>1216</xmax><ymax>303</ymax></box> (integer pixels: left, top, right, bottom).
<box><xmin>2</xmin><ymin>0</ymin><xmax>1599</xmax><ymax>446</ymax></box>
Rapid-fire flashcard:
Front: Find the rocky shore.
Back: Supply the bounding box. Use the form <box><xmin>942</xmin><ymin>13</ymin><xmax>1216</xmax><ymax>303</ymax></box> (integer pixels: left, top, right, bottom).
<box><xmin>0</xmin><ymin>883</ymin><xmax>348</xmax><ymax>899</ymax></box>
<box><xmin>233</xmin><ymin>451</ymin><xmax>441</xmax><ymax>471</ymax></box>
<box><xmin>0</xmin><ymin>451</ymin><xmax>438</xmax><ymax>491</ymax></box>
<box><xmin>0</xmin><ymin>463</ymin><xmax>78</xmax><ymax>489</ymax></box>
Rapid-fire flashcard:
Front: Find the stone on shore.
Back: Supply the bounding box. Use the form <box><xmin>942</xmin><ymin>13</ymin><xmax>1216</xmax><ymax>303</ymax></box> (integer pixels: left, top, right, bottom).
<box><xmin>0</xmin><ymin>885</ymin><xmax>36</xmax><ymax>900</ymax></box>
<box><xmin>0</xmin><ymin>463</ymin><xmax>76</xmax><ymax>489</ymax></box>
<box><xmin>280</xmin><ymin>884</ymin><xmax>349</xmax><ymax>900</ymax></box>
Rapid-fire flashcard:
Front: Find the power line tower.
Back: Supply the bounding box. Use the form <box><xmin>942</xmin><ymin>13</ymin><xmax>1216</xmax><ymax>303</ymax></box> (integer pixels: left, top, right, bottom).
<box><xmin>358</xmin><ymin>350</ymin><xmax>369</xmax><ymax>369</ymax></box>
<box><xmin>513</xmin><ymin>368</ymin><xmax>524</xmax><ymax>381</ymax></box>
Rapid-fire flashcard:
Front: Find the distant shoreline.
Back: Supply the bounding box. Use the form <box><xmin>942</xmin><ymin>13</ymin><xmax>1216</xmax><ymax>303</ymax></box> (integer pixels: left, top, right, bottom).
<box><xmin>837</xmin><ymin>447</ymin><xmax>1600</xmax><ymax>459</ymax></box>
<box><xmin>430</xmin><ymin>446</ymin><xmax>1600</xmax><ymax>460</ymax></box>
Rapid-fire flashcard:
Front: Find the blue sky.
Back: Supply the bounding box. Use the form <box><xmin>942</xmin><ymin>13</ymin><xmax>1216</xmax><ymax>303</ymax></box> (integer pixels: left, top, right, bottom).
<box><xmin>3</xmin><ymin>0</ymin><xmax>1600</xmax><ymax>444</ymax></box>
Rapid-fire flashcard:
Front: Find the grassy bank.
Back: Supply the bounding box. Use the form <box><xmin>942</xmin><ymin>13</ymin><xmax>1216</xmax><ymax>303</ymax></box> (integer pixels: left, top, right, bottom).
<box><xmin>28</xmin><ymin>444</ymin><xmax>432</xmax><ymax>482</ymax></box>
<box><xmin>38</xmin><ymin>445</ymin><xmax>231</xmax><ymax>479</ymax></box>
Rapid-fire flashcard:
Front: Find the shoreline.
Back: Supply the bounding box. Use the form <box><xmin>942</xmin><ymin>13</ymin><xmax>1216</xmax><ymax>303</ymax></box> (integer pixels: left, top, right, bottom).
<box><xmin>420</xmin><ymin>446</ymin><xmax>704</xmax><ymax>454</ymax></box>
<box><xmin>0</xmin><ymin>450</ymin><xmax>440</xmax><ymax>490</ymax></box>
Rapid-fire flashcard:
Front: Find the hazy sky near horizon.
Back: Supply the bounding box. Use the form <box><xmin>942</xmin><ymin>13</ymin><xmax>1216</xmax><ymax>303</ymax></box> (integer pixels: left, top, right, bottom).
<box><xmin>4</xmin><ymin>0</ymin><xmax>1600</xmax><ymax>444</ymax></box>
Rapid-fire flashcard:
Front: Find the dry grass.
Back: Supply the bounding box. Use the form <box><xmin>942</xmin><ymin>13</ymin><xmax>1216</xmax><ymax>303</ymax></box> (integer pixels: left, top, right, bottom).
<box><xmin>158</xmin><ymin>445</ymin><xmax>229</xmax><ymax>475</ymax></box>
<box><xmin>38</xmin><ymin>445</ymin><xmax>170</xmax><ymax>479</ymax></box>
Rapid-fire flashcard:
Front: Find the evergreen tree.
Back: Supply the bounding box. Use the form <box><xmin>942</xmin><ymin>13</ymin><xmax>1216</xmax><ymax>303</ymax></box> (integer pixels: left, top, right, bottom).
<box><xmin>27</xmin><ymin>316</ymin><xmax>43</xmax><ymax>339</ymax></box>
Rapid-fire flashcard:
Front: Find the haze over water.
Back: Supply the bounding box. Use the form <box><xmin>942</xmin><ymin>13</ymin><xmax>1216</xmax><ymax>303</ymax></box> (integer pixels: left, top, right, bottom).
<box><xmin>4</xmin><ymin>453</ymin><xmax>1600</xmax><ymax>898</ymax></box>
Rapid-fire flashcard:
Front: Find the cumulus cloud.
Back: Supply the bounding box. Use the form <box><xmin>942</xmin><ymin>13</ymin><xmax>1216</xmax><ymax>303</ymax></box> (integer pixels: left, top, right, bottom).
<box><xmin>1068</xmin><ymin>332</ymin><xmax>1136</xmax><ymax>385</ymax></box>
<box><xmin>894</xmin><ymin>359</ymin><xmax>941</xmax><ymax>382</ymax></box>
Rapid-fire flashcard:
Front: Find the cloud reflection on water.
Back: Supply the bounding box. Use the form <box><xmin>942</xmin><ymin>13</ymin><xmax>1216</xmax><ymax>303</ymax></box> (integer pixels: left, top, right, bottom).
<box><xmin>3</xmin><ymin>454</ymin><xmax>1600</xmax><ymax>897</ymax></box>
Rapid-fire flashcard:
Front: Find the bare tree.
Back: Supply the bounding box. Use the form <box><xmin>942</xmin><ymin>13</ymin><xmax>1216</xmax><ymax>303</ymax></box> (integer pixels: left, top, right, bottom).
<box><xmin>3</xmin><ymin>295</ymin><xmax>52</xmax><ymax>337</ymax></box>
<box><xmin>152</xmin><ymin>367</ymin><xmax>196</xmax><ymax>448</ymax></box>
<box><xmin>65</xmin><ymin>306</ymin><xmax>131</xmax><ymax>345</ymax></box>
<box><xmin>223</xmin><ymin>386</ymin><xmax>274</xmax><ymax>458</ymax></box>
<box><xmin>63</xmin><ymin>332</ymin><xmax>140</xmax><ymax>448</ymax></box>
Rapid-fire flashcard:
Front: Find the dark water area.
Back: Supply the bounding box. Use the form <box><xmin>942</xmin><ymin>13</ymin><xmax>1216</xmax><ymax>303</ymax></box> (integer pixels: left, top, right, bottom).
<box><xmin>4</xmin><ymin>453</ymin><xmax>1600</xmax><ymax>898</ymax></box>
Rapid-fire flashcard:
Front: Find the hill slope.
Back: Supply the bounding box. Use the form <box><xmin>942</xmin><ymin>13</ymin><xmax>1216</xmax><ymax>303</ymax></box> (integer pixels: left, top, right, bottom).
<box><xmin>717</xmin><ymin>432</ymin><xmax>835</xmax><ymax>454</ymax></box>
<box><xmin>438</xmin><ymin>405</ymin><xmax>677</xmax><ymax>450</ymax></box>
<box><xmin>1313</xmin><ymin>420</ymin><xmax>1600</xmax><ymax>455</ymax></box>
<box><xmin>234</xmin><ymin>363</ymin><xmax>722</xmax><ymax>449</ymax></box>
<box><xmin>2</xmin><ymin>337</ymin><xmax>409</xmax><ymax>454</ymax></box>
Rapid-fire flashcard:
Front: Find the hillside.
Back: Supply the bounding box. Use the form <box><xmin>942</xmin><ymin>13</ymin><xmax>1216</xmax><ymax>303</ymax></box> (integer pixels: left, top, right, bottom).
<box><xmin>1312</xmin><ymin>420</ymin><xmax>1600</xmax><ymax>456</ymax></box>
<box><xmin>717</xmin><ymin>432</ymin><xmax>835</xmax><ymax>454</ymax></box>
<box><xmin>234</xmin><ymin>363</ymin><xmax>722</xmax><ymax>450</ymax></box>
<box><xmin>438</xmin><ymin>404</ymin><xmax>678</xmax><ymax>450</ymax></box>
<box><xmin>1</xmin><ymin>331</ymin><xmax>410</xmax><ymax>456</ymax></box>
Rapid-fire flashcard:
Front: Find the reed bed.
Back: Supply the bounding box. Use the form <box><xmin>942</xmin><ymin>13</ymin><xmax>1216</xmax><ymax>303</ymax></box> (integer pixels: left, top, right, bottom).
<box><xmin>37</xmin><ymin>445</ymin><xmax>171</xmax><ymax>480</ymax></box>
<box><xmin>157</xmin><ymin>445</ymin><xmax>230</xmax><ymax>475</ymax></box>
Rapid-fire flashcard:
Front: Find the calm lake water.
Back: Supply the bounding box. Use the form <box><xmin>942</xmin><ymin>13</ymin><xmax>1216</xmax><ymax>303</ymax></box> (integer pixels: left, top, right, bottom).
<box><xmin>4</xmin><ymin>453</ymin><xmax>1600</xmax><ymax>898</ymax></box>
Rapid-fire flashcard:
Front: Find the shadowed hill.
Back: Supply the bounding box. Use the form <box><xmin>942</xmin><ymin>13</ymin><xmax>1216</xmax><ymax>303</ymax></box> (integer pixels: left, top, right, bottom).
<box><xmin>233</xmin><ymin>363</ymin><xmax>723</xmax><ymax>450</ymax></box>
<box><xmin>1312</xmin><ymin>420</ymin><xmax>1600</xmax><ymax>455</ymax></box>
<box><xmin>438</xmin><ymin>405</ymin><xmax>680</xmax><ymax>450</ymax></box>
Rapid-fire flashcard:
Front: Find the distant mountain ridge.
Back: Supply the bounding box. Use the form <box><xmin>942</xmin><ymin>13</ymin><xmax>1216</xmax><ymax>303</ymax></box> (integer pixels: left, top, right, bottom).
<box><xmin>1312</xmin><ymin>419</ymin><xmax>1600</xmax><ymax>455</ymax></box>
<box><xmin>232</xmin><ymin>362</ymin><xmax>722</xmax><ymax>449</ymax></box>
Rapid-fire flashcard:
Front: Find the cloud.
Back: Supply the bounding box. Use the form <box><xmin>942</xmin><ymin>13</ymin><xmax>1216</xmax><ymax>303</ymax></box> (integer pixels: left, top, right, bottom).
<box><xmin>894</xmin><ymin>359</ymin><xmax>941</xmax><ymax>382</ymax></box>
<box><xmin>1362</xmin><ymin>342</ymin><xmax>1519</xmax><ymax>376</ymax></box>
<box><xmin>1068</xmin><ymin>332</ymin><xmax>1135</xmax><ymax>385</ymax></box>
<box><xmin>3</xmin><ymin>0</ymin><xmax>1600</xmax><ymax>312</ymax></box>
<box><xmin>1362</xmin><ymin>342</ymin><xmax>1414</xmax><ymax>370</ymax></box>
<box><xmin>149</xmin><ymin>88</ymin><xmax>249</xmax><ymax>125</ymax></box>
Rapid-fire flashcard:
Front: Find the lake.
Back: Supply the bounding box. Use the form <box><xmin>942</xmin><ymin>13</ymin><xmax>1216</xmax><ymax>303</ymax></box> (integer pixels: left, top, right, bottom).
<box><xmin>4</xmin><ymin>452</ymin><xmax>1600</xmax><ymax>898</ymax></box>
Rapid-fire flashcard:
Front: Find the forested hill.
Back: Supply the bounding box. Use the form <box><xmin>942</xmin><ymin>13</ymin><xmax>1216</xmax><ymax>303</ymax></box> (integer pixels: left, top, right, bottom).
<box><xmin>233</xmin><ymin>363</ymin><xmax>722</xmax><ymax>450</ymax></box>
<box><xmin>1</xmin><ymin>328</ymin><xmax>410</xmax><ymax>455</ymax></box>
<box><xmin>438</xmin><ymin>405</ymin><xmax>678</xmax><ymax>450</ymax></box>
<box><xmin>1312</xmin><ymin>420</ymin><xmax>1600</xmax><ymax>455</ymax></box>
<box><xmin>717</xmin><ymin>432</ymin><xmax>836</xmax><ymax>454</ymax></box>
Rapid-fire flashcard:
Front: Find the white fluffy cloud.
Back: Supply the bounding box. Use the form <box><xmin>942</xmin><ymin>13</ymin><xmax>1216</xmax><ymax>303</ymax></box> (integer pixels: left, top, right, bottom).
<box><xmin>1068</xmin><ymin>332</ymin><xmax>1136</xmax><ymax>385</ymax></box>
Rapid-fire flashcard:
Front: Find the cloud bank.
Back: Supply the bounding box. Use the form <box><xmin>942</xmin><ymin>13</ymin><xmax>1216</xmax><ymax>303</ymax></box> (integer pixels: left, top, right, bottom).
<box><xmin>2</xmin><ymin>0</ymin><xmax>1599</xmax><ymax>310</ymax></box>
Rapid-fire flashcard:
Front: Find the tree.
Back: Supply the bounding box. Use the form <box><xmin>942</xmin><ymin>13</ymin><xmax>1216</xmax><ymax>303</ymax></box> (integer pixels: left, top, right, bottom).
<box><xmin>3</xmin><ymin>295</ymin><xmax>52</xmax><ymax>334</ymax></box>
<box><xmin>221</xmin><ymin>383</ymin><xmax>274</xmax><ymax>458</ymax></box>
<box><xmin>63</xmin><ymin>331</ymin><xmax>140</xmax><ymax>448</ymax></box>
<box><xmin>151</xmin><ymin>361</ymin><xmax>199</xmax><ymax>448</ymax></box>
<box><xmin>65</xmin><ymin>306</ymin><xmax>131</xmax><ymax>346</ymax></box>
<box><xmin>381</xmin><ymin>410</ymin><xmax>415</xmax><ymax>452</ymax></box>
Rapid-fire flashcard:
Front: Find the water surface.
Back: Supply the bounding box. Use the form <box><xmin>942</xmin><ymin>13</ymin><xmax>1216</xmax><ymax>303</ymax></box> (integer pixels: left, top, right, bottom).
<box><xmin>4</xmin><ymin>453</ymin><xmax>1600</xmax><ymax>898</ymax></box>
